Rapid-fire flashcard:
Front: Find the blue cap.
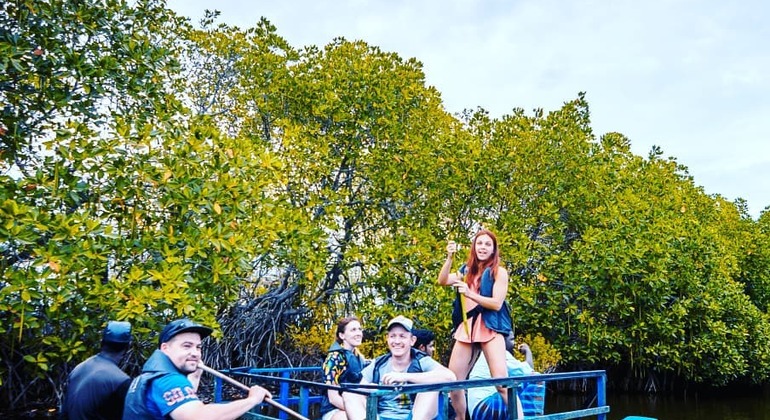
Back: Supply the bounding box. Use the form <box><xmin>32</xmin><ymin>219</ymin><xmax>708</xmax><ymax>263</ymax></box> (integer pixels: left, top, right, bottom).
<box><xmin>159</xmin><ymin>319</ymin><xmax>213</xmax><ymax>347</ymax></box>
<box><xmin>103</xmin><ymin>321</ymin><xmax>132</xmax><ymax>344</ymax></box>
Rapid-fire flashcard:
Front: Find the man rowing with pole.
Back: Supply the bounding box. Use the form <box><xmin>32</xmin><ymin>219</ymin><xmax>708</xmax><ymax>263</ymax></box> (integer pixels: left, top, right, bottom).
<box><xmin>123</xmin><ymin>318</ymin><xmax>271</xmax><ymax>420</ymax></box>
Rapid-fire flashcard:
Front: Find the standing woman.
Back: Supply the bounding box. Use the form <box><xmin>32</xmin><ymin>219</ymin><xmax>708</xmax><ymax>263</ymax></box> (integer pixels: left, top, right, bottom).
<box><xmin>319</xmin><ymin>316</ymin><xmax>367</xmax><ymax>420</ymax></box>
<box><xmin>438</xmin><ymin>229</ymin><xmax>512</xmax><ymax>420</ymax></box>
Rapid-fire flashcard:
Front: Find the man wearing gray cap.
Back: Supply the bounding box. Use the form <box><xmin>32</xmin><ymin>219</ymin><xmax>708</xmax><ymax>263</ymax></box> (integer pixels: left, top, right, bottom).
<box><xmin>123</xmin><ymin>318</ymin><xmax>271</xmax><ymax>420</ymax></box>
<box><xmin>343</xmin><ymin>315</ymin><xmax>456</xmax><ymax>420</ymax></box>
<box><xmin>61</xmin><ymin>320</ymin><xmax>133</xmax><ymax>420</ymax></box>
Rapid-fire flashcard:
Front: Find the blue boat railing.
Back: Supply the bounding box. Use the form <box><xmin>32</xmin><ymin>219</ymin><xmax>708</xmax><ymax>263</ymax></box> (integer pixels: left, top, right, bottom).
<box><xmin>216</xmin><ymin>367</ymin><xmax>324</xmax><ymax>419</ymax></box>
<box><xmin>213</xmin><ymin>366</ymin><xmax>610</xmax><ymax>420</ymax></box>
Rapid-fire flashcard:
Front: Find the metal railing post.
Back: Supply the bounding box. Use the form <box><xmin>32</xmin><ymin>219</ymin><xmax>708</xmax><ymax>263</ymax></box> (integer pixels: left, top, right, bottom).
<box><xmin>214</xmin><ymin>376</ymin><xmax>223</xmax><ymax>403</ymax></box>
<box><xmin>299</xmin><ymin>386</ymin><xmax>309</xmax><ymax>416</ymax></box>
<box><xmin>438</xmin><ymin>391</ymin><xmax>449</xmax><ymax>419</ymax></box>
<box><xmin>278</xmin><ymin>371</ymin><xmax>290</xmax><ymax>420</ymax></box>
<box><xmin>508</xmin><ymin>381</ymin><xmax>520</xmax><ymax>420</ymax></box>
<box><xmin>366</xmin><ymin>394</ymin><xmax>379</xmax><ymax>420</ymax></box>
<box><xmin>597</xmin><ymin>372</ymin><xmax>607</xmax><ymax>420</ymax></box>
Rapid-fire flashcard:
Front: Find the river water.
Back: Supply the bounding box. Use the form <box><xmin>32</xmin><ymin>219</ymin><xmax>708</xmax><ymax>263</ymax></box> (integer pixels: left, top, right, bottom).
<box><xmin>547</xmin><ymin>391</ymin><xmax>770</xmax><ymax>419</ymax></box>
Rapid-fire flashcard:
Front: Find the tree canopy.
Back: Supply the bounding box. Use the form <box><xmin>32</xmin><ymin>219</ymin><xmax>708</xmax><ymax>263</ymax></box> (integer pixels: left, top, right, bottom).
<box><xmin>1</xmin><ymin>0</ymin><xmax>769</xmax><ymax>411</ymax></box>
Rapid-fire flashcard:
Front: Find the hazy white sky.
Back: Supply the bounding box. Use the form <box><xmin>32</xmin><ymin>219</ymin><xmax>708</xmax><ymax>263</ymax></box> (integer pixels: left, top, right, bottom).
<box><xmin>168</xmin><ymin>0</ymin><xmax>769</xmax><ymax>218</ymax></box>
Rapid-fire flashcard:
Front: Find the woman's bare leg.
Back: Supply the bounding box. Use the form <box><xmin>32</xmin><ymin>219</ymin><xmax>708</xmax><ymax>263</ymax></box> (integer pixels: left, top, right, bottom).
<box><xmin>481</xmin><ymin>334</ymin><xmax>509</xmax><ymax>404</ymax></box>
<box><xmin>448</xmin><ymin>341</ymin><xmax>474</xmax><ymax>420</ymax></box>
<box><xmin>341</xmin><ymin>392</ymin><xmax>366</xmax><ymax>420</ymax></box>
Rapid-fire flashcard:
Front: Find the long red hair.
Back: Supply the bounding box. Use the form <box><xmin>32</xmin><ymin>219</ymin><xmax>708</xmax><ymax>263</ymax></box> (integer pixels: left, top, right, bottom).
<box><xmin>465</xmin><ymin>229</ymin><xmax>500</xmax><ymax>282</ymax></box>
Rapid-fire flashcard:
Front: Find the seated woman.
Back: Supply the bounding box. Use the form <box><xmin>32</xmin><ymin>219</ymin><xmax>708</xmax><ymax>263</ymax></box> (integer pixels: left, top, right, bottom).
<box><xmin>320</xmin><ymin>316</ymin><xmax>367</xmax><ymax>420</ymax></box>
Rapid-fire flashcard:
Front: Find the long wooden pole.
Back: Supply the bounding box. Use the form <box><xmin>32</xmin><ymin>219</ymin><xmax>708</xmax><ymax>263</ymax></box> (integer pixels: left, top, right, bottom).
<box><xmin>458</xmin><ymin>271</ymin><xmax>470</xmax><ymax>337</ymax></box>
<box><xmin>197</xmin><ymin>362</ymin><xmax>310</xmax><ymax>420</ymax></box>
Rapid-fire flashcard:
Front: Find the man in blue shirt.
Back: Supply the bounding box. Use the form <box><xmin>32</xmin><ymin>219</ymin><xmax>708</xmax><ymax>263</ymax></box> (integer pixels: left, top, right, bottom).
<box><xmin>61</xmin><ymin>320</ymin><xmax>133</xmax><ymax>420</ymax></box>
<box><xmin>123</xmin><ymin>318</ymin><xmax>271</xmax><ymax>420</ymax></box>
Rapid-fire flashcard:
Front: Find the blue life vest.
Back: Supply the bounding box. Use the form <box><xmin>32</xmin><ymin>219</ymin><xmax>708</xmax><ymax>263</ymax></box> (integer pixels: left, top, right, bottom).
<box><xmin>122</xmin><ymin>350</ymin><xmax>184</xmax><ymax>420</ymax></box>
<box><xmin>451</xmin><ymin>265</ymin><xmax>512</xmax><ymax>336</ymax></box>
<box><xmin>319</xmin><ymin>343</ymin><xmax>367</xmax><ymax>415</ymax></box>
<box><xmin>370</xmin><ymin>347</ymin><xmax>427</xmax><ymax>384</ymax></box>
<box><xmin>370</xmin><ymin>347</ymin><xmax>428</xmax><ymax>404</ymax></box>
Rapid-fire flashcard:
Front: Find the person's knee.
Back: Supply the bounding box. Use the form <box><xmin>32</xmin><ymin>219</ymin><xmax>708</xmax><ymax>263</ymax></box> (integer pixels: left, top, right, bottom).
<box><xmin>412</xmin><ymin>392</ymin><xmax>439</xmax><ymax>420</ymax></box>
<box><xmin>450</xmin><ymin>390</ymin><xmax>467</xmax><ymax>411</ymax></box>
<box><xmin>414</xmin><ymin>391</ymin><xmax>439</xmax><ymax>406</ymax></box>
<box><xmin>341</xmin><ymin>392</ymin><xmax>366</xmax><ymax>418</ymax></box>
<box><xmin>449</xmin><ymin>389</ymin><xmax>466</xmax><ymax>406</ymax></box>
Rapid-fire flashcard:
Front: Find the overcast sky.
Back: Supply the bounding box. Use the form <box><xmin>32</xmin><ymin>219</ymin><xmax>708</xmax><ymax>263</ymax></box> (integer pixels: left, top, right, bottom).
<box><xmin>168</xmin><ymin>0</ymin><xmax>769</xmax><ymax>218</ymax></box>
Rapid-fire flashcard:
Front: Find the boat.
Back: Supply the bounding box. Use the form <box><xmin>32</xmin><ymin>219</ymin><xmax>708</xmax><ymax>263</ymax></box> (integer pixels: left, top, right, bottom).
<box><xmin>210</xmin><ymin>366</ymin><xmax>655</xmax><ymax>419</ymax></box>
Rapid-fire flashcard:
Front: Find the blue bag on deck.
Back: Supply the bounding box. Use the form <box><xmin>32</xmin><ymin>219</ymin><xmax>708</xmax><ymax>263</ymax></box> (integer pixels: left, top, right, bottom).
<box><xmin>471</xmin><ymin>380</ymin><xmax>546</xmax><ymax>419</ymax></box>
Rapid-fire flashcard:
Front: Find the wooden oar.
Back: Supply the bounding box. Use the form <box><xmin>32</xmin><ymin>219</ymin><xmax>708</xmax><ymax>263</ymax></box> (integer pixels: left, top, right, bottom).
<box><xmin>198</xmin><ymin>362</ymin><xmax>310</xmax><ymax>420</ymax></box>
<box><xmin>450</xmin><ymin>241</ymin><xmax>470</xmax><ymax>338</ymax></box>
<box><xmin>457</xmin><ymin>271</ymin><xmax>470</xmax><ymax>337</ymax></box>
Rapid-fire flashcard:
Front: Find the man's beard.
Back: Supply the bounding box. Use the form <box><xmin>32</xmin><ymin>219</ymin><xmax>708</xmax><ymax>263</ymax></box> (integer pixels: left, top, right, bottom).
<box><xmin>179</xmin><ymin>361</ymin><xmax>198</xmax><ymax>374</ymax></box>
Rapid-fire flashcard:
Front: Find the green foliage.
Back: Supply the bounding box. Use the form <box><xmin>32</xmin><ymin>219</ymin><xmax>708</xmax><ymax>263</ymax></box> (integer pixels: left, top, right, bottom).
<box><xmin>739</xmin><ymin>209</ymin><xmax>770</xmax><ymax>312</ymax></box>
<box><xmin>2</xmin><ymin>0</ymin><xmax>770</xmax><ymax>412</ymax></box>
<box><xmin>0</xmin><ymin>0</ymin><xmax>301</xmax><ymax>408</ymax></box>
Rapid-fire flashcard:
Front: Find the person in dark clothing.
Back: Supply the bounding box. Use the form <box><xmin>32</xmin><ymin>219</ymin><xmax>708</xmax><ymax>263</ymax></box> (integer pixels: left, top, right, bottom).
<box><xmin>61</xmin><ymin>320</ymin><xmax>133</xmax><ymax>420</ymax></box>
<box><xmin>123</xmin><ymin>318</ymin><xmax>270</xmax><ymax>420</ymax></box>
<box><xmin>411</xmin><ymin>328</ymin><xmax>436</xmax><ymax>357</ymax></box>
